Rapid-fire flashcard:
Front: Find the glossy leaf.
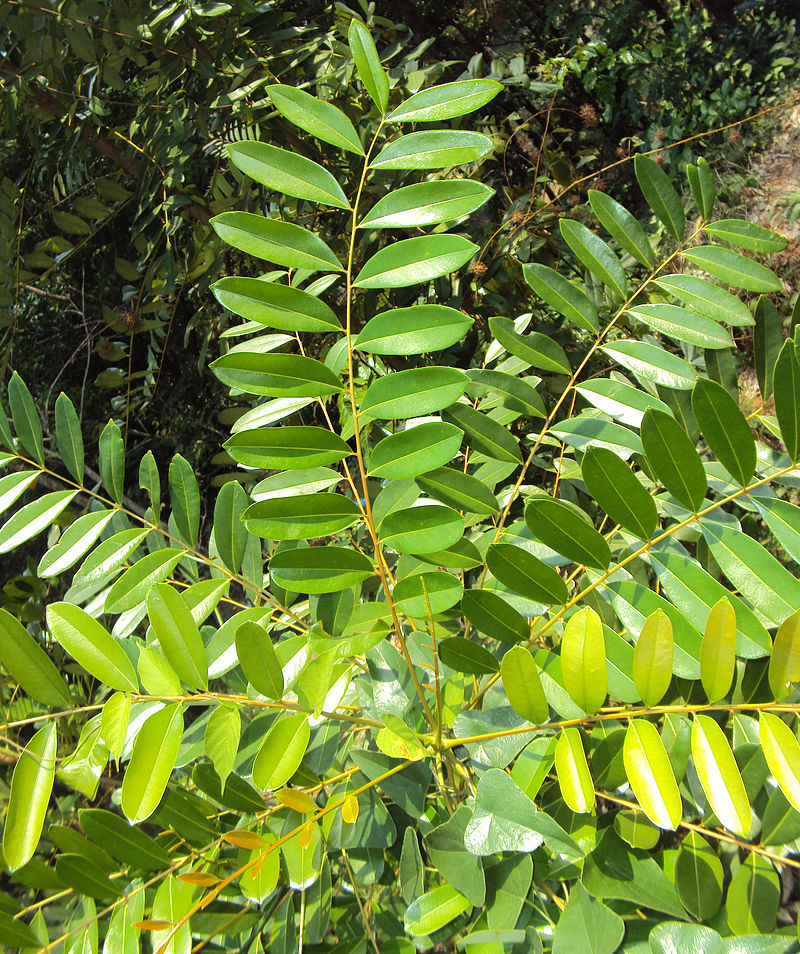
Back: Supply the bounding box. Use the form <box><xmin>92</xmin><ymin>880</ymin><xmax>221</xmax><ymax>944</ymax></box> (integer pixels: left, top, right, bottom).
<box><xmin>525</xmin><ymin>495</ymin><xmax>610</xmax><ymax>570</ymax></box>
<box><xmin>561</xmin><ymin>607</ymin><xmax>607</xmax><ymax>713</ymax></box>
<box><xmin>225</xmin><ymin>426</ymin><xmax>351</xmax><ymax>469</ymax></box>
<box><xmin>502</xmin><ymin>646</ymin><xmax>548</xmax><ymax>724</ymax></box>
<box><xmin>416</xmin><ymin>466</ymin><xmax>500</xmax><ymax>515</ymax></box>
<box><xmin>380</xmin><ymin>504</ymin><xmax>463</xmax><ymax>554</ymax></box>
<box><xmin>105</xmin><ymin>547</ymin><xmax>186</xmax><ymax>614</ymax></box>
<box><xmin>355</xmin><ymin>304</ymin><xmax>471</xmax><ymax>356</ymax></box>
<box><xmin>74</xmin><ymin>528</ymin><xmax>147</xmax><ymax>586</ymax></box>
<box><xmin>212</xmin><ymin>277</ymin><xmax>341</xmax><ymax>332</ymax></box>
<box><xmin>211</xmin><ymin>351</ymin><xmax>344</xmax><ymax>398</ymax></box>
<box><xmin>0</xmin><ymin>489</ymin><xmax>78</xmax><ymax>554</ymax></box>
<box><xmin>774</xmin><ymin>335</ymin><xmax>800</xmax><ymax>461</ymax></box>
<box><xmin>47</xmin><ymin>602</ymin><xmax>138</xmax><ymax>692</ymax></box>
<box><xmin>551</xmin><ymin>883</ymin><xmax>623</xmax><ymax>954</ymax></box>
<box><xmin>760</xmin><ymin>711</ymin><xmax>800</xmax><ymax>812</ymax></box>
<box><xmin>461</xmin><ymin>589</ymin><xmax>529</xmax><ymax>644</ymax></box>
<box><xmin>120</xmin><ymin>703</ymin><xmax>183</xmax><ymax>823</ymax></box>
<box><xmin>674</xmin><ymin>832</ymin><xmax>723</xmax><ymax>920</ymax></box>
<box><xmin>360</xmin><ymin>180</ymin><xmax>492</xmax><ymax>229</ymax></box>
<box><xmin>466</xmin><ymin>368</ymin><xmax>546</xmax><ymax>419</ymax></box>
<box><xmin>211</xmin><ymin>212</ymin><xmax>343</xmax><ymax>271</ymax></box>
<box><xmin>641</xmin><ymin>407</ymin><xmax>707</xmax><ymax>511</ymax></box>
<box><xmin>555</xmin><ymin>727</ymin><xmax>594</xmax><ymax>814</ymax></box>
<box><xmin>438</xmin><ymin>636</ymin><xmax>499</xmax><ymax>674</ymax></box>
<box><xmin>55</xmin><ymin>392</ymin><xmax>84</xmax><ymax>482</ymax></box>
<box><xmin>581</xmin><ymin>445</ymin><xmax>658</xmax><ymax>540</ymax></box>
<box><xmin>205</xmin><ymin>704</ymin><xmax>241</xmax><ymax>787</ymax></box>
<box><xmin>523</xmin><ymin>262</ymin><xmax>599</xmax><ymax>333</ymax></box>
<box><xmin>768</xmin><ymin>608</ymin><xmax>800</xmax><ymax>700</ymax></box>
<box><xmin>348</xmin><ymin>19</ymin><xmax>389</xmax><ymax>112</ymax></box>
<box><xmin>392</xmin><ymin>571</ymin><xmax>463</xmax><ymax>618</ymax></box>
<box><xmin>726</xmin><ymin>855</ymin><xmax>780</xmax><ymax>935</ymax></box>
<box><xmin>213</xmin><ymin>480</ymin><xmax>248</xmax><ymax>573</ymax></box>
<box><xmin>633</xmin><ymin>609</ymin><xmax>673</xmax><ymax>706</ymax></box>
<box><xmin>354</xmin><ymin>234</ymin><xmax>477</xmax><ymax>288</ymax></box>
<box><xmin>635</xmin><ymin>153</ymin><xmax>685</xmax><ymax>240</ymax></box>
<box><xmin>700</xmin><ymin>597</ymin><xmax>736</xmax><ymax>702</ymax></box>
<box><xmin>623</xmin><ymin>719</ymin><xmax>681</xmax><ymax>830</ymax></box>
<box><xmin>169</xmin><ymin>454</ymin><xmax>201</xmax><ymax>546</ymax></box>
<box><xmin>8</xmin><ymin>371</ymin><xmax>44</xmax><ymax>465</ymax></box>
<box><xmin>405</xmin><ymin>883</ymin><xmax>470</xmax><ymax>936</ymax></box>
<box><xmin>2</xmin><ymin>723</ymin><xmax>57</xmax><ymax>872</ymax></box>
<box><xmin>235</xmin><ymin>621</ymin><xmax>283</xmax><ymax>699</ymax></box>
<box><xmin>754</xmin><ymin>294</ymin><xmax>782</xmax><ymax>402</ymax></box>
<box><xmin>588</xmin><ymin>189</ymin><xmax>655</xmax><ymax>267</ymax></box>
<box><xmin>489</xmin><ymin>315</ymin><xmax>570</xmax><ymax>374</ymax></box>
<box><xmin>486</xmin><ymin>543</ymin><xmax>568</xmax><ymax>605</ymax></box>
<box><xmin>681</xmin><ymin>245</ymin><xmax>781</xmax><ymax>292</ymax></box>
<box><xmin>369</xmin><ymin>423</ymin><xmax>462</xmax><ymax>479</ymax></box>
<box><xmin>559</xmin><ymin>218</ymin><xmax>627</xmax><ymax>298</ymax></box>
<box><xmin>691</xmin><ymin>377</ymin><xmax>756</xmax><ymax>485</ymax></box>
<box><xmin>243</xmin><ymin>493</ymin><xmax>360</xmax><ymax>539</ymax></box>
<box><xmin>628</xmin><ymin>303</ymin><xmax>733</xmax><ymax>349</ymax></box>
<box><xmin>388</xmin><ymin>79</ymin><xmax>502</xmax><ymax>123</ymax></box>
<box><xmin>687</xmin><ymin>156</ymin><xmax>716</xmax><ymax>220</ymax></box>
<box><xmin>361</xmin><ymin>366</ymin><xmax>468</xmax><ymax>420</ymax></box>
<box><xmin>704</xmin><ymin>219</ymin><xmax>787</xmax><ymax>253</ymax></box>
<box><xmin>252</xmin><ymin>713</ymin><xmax>310</xmax><ymax>789</ymax></box>
<box><xmin>0</xmin><ymin>607</ymin><xmax>70</xmax><ymax>706</ymax></box>
<box><xmin>691</xmin><ymin>714</ymin><xmax>751</xmax><ymax>836</ymax></box>
<box><xmin>601</xmin><ymin>340</ymin><xmax>697</xmax><ymax>390</ymax></box>
<box><xmin>266</xmin><ymin>84</ymin><xmax>363</xmax><ymax>153</ymax></box>
<box><xmin>654</xmin><ymin>273</ymin><xmax>754</xmax><ymax>326</ymax></box>
<box><xmin>38</xmin><ymin>509</ymin><xmax>114</xmax><ymax>578</ymax></box>
<box><xmin>226</xmin><ymin>141</ymin><xmax>349</xmax><ymax>208</ymax></box>
<box><xmin>442</xmin><ymin>402</ymin><xmax>523</xmax><ymax>464</ymax></box>
<box><xmin>370</xmin><ymin>130</ymin><xmax>494</xmax><ymax>169</ymax></box>
<box><xmin>147</xmin><ymin>583</ymin><xmax>208</xmax><ymax>690</ymax></box>
<box><xmin>269</xmin><ymin>545</ymin><xmax>374</xmax><ymax>593</ymax></box>
<box><xmin>98</xmin><ymin>419</ymin><xmax>124</xmax><ymax>503</ymax></box>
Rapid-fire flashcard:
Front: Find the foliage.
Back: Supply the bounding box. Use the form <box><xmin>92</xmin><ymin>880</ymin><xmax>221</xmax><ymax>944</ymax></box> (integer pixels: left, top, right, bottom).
<box><xmin>4</xmin><ymin>11</ymin><xmax>800</xmax><ymax>954</ymax></box>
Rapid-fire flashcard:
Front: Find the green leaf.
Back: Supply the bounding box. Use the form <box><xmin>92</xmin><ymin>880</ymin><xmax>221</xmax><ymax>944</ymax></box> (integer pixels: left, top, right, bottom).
<box><xmin>211</xmin><ymin>212</ymin><xmax>343</xmax><ymax>271</ymax></box>
<box><xmin>0</xmin><ymin>912</ymin><xmax>41</xmax><ymax>948</ymax></box>
<box><xmin>0</xmin><ymin>470</ymin><xmax>37</xmax><ymax>518</ymax></box>
<box><xmin>205</xmin><ymin>703</ymin><xmax>241</xmax><ymax>787</ymax></box>
<box><xmin>559</xmin><ymin>218</ymin><xmax>627</xmax><ymax>298</ymax></box>
<box><xmin>634</xmin><ymin>153</ymin><xmax>685</xmax><ymax>241</ymax></box>
<box><xmin>147</xmin><ymin>583</ymin><xmax>208</xmax><ymax>690</ymax></box>
<box><xmin>438</xmin><ymin>635</ymin><xmax>499</xmax><ymax>674</ymax></box>
<box><xmin>212</xmin><ymin>277</ymin><xmax>342</xmax><ymax>332</ymax></box>
<box><xmin>360</xmin><ymin>180</ymin><xmax>492</xmax><ymax>229</ymax></box>
<box><xmin>588</xmin><ymin>189</ymin><xmax>655</xmax><ymax>267</ymax></box>
<box><xmin>754</xmin><ymin>295</ymin><xmax>782</xmax><ymax>401</ymax></box>
<box><xmin>623</xmin><ymin>719</ymin><xmax>681</xmax><ymax>830</ymax></box>
<box><xmin>269</xmin><ymin>545</ymin><xmax>374</xmax><ymax>593</ymax></box>
<box><xmin>627</xmin><ymin>303</ymin><xmax>733</xmax><ymax>350</ymax></box>
<box><xmin>674</xmin><ymin>832</ymin><xmax>723</xmax><ymax>920</ymax></box>
<box><xmin>773</xmin><ymin>335</ymin><xmax>800</xmax><ymax>461</ymax></box>
<box><xmin>211</xmin><ymin>351</ymin><xmax>344</xmax><ymax>398</ymax></box>
<box><xmin>486</xmin><ymin>543</ymin><xmax>568</xmax><ymax>605</ymax></box>
<box><xmin>369</xmin><ymin>423</ymin><xmax>462</xmax><ymax>479</ymax></box>
<box><xmin>361</xmin><ymin>367</ymin><xmax>468</xmax><ymax>420</ymax></box>
<box><xmin>650</xmin><ymin>923</ymin><xmax>721</xmax><ymax>954</ymax></box>
<box><xmin>601</xmin><ymin>340</ymin><xmax>697</xmax><ymax>390</ymax></box>
<box><xmin>466</xmin><ymin>369</ymin><xmax>546</xmax><ymax>419</ymax></box>
<box><xmin>55</xmin><ymin>854</ymin><xmax>122</xmax><ymax>900</ymax></box>
<box><xmin>633</xmin><ymin>609</ymin><xmax>673</xmax><ymax>706</ymax></box>
<box><xmin>8</xmin><ymin>372</ymin><xmax>44</xmax><ymax>465</ymax></box>
<box><xmin>103</xmin><ymin>895</ymin><xmax>142</xmax><ymax>954</ymax></box>
<box><xmin>392</xmin><ymin>571</ymin><xmax>463</xmax><ymax>617</ymax></box>
<box><xmin>554</xmin><ymin>727</ymin><xmax>594</xmax><ymax>814</ymax></box>
<box><xmin>80</xmin><ymin>807</ymin><xmax>170</xmax><ymax>871</ymax></box>
<box><xmin>2</xmin><ymin>723</ymin><xmax>57</xmax><ymax>872</ymax></box>
<box><xmin>613</xmin><ymin>809</ymin><xmax>660</xmax><ymax>850</ymax></box>
<box><xmin>701</xmin><ymin>597</ymin><xmax>736</xmax><ymax>702</ymax></box>
<box><xmin>405</xmin><ymin>884</ymin><xmax>470</xmax><ymax>936</ymax></box>
<box><xmin>523</xmin><ymin>262</ymin><xmax>599</xmax><ymax>333</ymax></box>
<box><xmin>761</xmin><ymin>785</ymin><xmax>800</xmax><ymax>847</ymax></box>
<box><xmin>525</xmin><ymin>495</ymin><xmax>610</xmax><ymax>570</ymax></box>
<box><xmin>349</xmin><ymin>20</ymin><xmax>389</xmax><ymax>113</ymax></box>
<box><xmin>354</xmin><ymin>234</ymin><xmax>477</xmax><ymax>288</ymax></box>
<box><xmin>139</xmin><ymin>450</ymin><xmax>160</xmax><ymax>514</ymax></box>
<box><xmin>769</xmin><ymin>608</ymin><xmax>800</xmax><ymax>700</ymax></box>
<box><xmin>726</xmin><ymin>854</ymin><xmax>780</xmax><ymax>935</ymax></box>
<box><xmin>380</xmin><ymin>504</ymin><xmax>463</xmax><ymax>554</ymax></box>
<box><xmin>355</xmin><ymin>304</ymin><xmax>472</xmax><ymax>355</ymax></box>
<box><xmin>465</xmin><ymin>768</ymin><xmax>551</xmax><ymax>854</ymax></box>
<box><xmin>38</xmin><ymin>509</ymin><xmax>114</xmax><ymax>577</ymax></box>
<box><xmin>388</xmin><ymin>79</ymin><xmax>502</xmax><ymax>123</ymax></box>
<box><xmin>225</xmin><ymin>426</ymin><xmax>351</xmax><ymax>469</ymax></box>
<box><xmin>550</xmin><ymin>416</ymin><xmax>642</xmax><ymax>457</ymax></box>
<box><xmin>55</xmin><ymin>392</ymin><xmax>84</xmax><ymax>482</ymax></box>
<box><xmin>371</xmin><ymin>130</ymin><xmax>494</xmax><ymax>169</ymax></box>
<box><xmin>47</xmin><ymin>602</ymin><xmax>138</xmax><ymax>692</ymax></box>
<box><xmin>704</xmin><ymin>219</ymin><xmax>787</xmax><ymax>254</ymax></box>
<box><xmin>243</xmin><ymin>493</ymin><xmax>360</xmax><ymax>539</ymax></box>
<box><xmin>691</xmin><ymin>377</ymin><xmax>755</xmax><ymax>485</ymax></box>
<box><xmin>424</xmin><ymin>805</ymin><xmax>484</xmax><ymax>905</ymax></box>
<box><xmin>266</xmin><ymin>84</ymin><xmax>363</xmax><ymax>154</ymax></box>
<box><xmin>687</xmin><ymin>157</ymin><xmax>716</xmax><ymax>220</ymax></box>
<box><xmin>641</xmin><ymin>407</ymin><xmax>707</xmax><ymax>510</ymax></box>
<box><xmin>226</xmin><ymin>141</ymin><xmax>349</xmax><ymax>209</ymax></box>
<box><xmin>98</xmin><ymin>420</ymin><xmax>124</xmax><ymax>503</ymax></box>
<box><xmin>0</xmin><ymin>607</ymin><xmax>70</xmax><ymax>706</ymax></box>
<box><xmin>552</xmin><ymin>882</ymin><xmax>624</xmax><ymax>954</ymax></box>
<box><xmin>169</xmin><ymin>454</ymin><xmax>200</xmax><ymax>547</ymax></box>
<box><xmin>121</xmin><ymin>703</ymin><xmax>183</xmax><ymax>823</ymax></box>
<box><xmin>105</xmin><ymin>548</ymin><xmax>186</xmax><ymax>614</ymax></box>
<box><xmin>100</xmin><ymin>692</ymin><xmax>129</xmax><ymax>763</ymax></box>
<box><xmin>442</xmin><ymin>402</ymin><xmax>523</xmax><ymax>464</ymax></box>
<box><xmin>681</xmin><ymin>245</ymin><xmax>781</xmax><ymax>293</ymax></box>
<box><xmin>461</xmin><ymin>589</ymin><xmax>528</xmax><ymax>644</ymax></box>
<box><xmin>760</xmin><ymin>711</ymin><xmax>800</xmax><ymax>813</ymax></box>
<box><xmin>489</xmin><ymin>316</ymin><xmax>570</xmax><ymax>374</ymax></box>
<box><xmin>252</xmin><ymin>713</ymin><xmax>310</xmax><ymax>789</ymax></box>
<box><xmin>581</xmin><ymin>446</ymin><xmax>657</xmax><ymax>540</ymax></box>
<box><xmin>691</xmin><ymin>714</ymin><xmax>751</xmax><ymax>836</ymax></box>
<box><xmin>0</xmin><ymin>489</ymin><xmax>78</xmax><ymax>553</ymax></box>
<box><xmin>235</xmin><ymin>621</ymin><xmax>283</xmax><ymax>698</ymax></box>
<box><xmin>213</xmin><ymin>480</ymin><xmax>249</xmax><ymax>573</ymax></box>
<box><xmin>654</xmin><ymin>274</ymin><xmax>754</xmax><ymax>326</ymax></box>
<box><xmin>416</xmin><ymin>466</ymin><xmax>500</xmax><ymax>515</ymax></box>
<box><xmin>561</xmin><ymin>606</ymin><xmax>607</xmax><ymax>713</ymax></box>
<box><xmin>502</xmin><ymin>646</ymin><xmax>548</xmax><ymax>724</ymax></box>
<box><xmin>74</xmin><ymin>528</ymin><xmax>147</xmax><ymax>586</ymax></box>
<box><xmin>240</xmin><ymin>838</ymin><xmax>280</xmax><ymax>902</ymax></box>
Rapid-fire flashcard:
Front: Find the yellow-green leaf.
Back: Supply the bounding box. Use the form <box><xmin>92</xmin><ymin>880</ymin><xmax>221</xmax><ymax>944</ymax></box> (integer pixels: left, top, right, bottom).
<box><xmin>769</xmin><ymin>608</ymin><xmax>800</xmax><ymax>700</ymax></box>
<box><xmin>623</xmin><ymin>719</ymin><xmax>681</xmax><ymax>830</ymax></box>
<box><xmin>501</xmin><ymin>646</ymin><xmax>549</xmax><ymax>724</ymax></box>
<box><xmin>691</xmin><ymin>714</ymin><xmax>750</xmax><ymax>836</ymax></box>
<box><xmin>554</xmin><ymin>727</ymin><xmax>594</xmax><ymax>814</ymax></box>
<box><xmin>760</xmin><ymin>711</ymin><xmax>800</xmax><ymax>813</ymax></box>
<box><xmin>632</xmin><ymin>609</ymin><xmax>673</xmax><ymax>706</ymax></box>
<box><xmin>561</xmin><ymin>607</ymin><xmax>607</xmax><ymax>713</ymax></box>
<box><xmin>121</xmin><ymin>704</ymin><xmax>184</xmax><ymax>823</ymax></box>
<box><xmin>2</xmin><ymin>723</ymin><xmax>57</xmax><ymax>871</ymax></box>
<box><xmin>700</xmin><ymin>597</ymin><xmax>736</xmax><ymax>702</ymax></box>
